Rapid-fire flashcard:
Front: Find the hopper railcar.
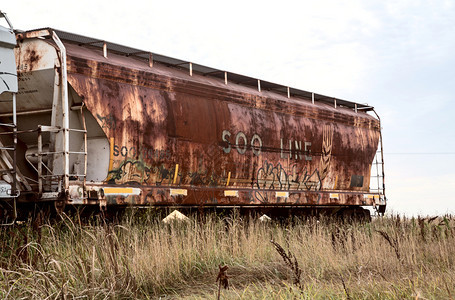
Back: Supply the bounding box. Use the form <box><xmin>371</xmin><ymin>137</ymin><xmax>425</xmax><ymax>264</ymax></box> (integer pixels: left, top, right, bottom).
<box><xmin>0</xmin><ymin>20</ymin><xmax>386</xmax><ymax>221</ymax></box>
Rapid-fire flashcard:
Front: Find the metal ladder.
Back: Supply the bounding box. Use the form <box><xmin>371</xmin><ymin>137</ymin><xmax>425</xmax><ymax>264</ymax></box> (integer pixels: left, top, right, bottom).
<box><xmin>33</xmin><ymin>117</ymin><xmax>88</xmax><ymax>197</ymax></box>
<box><xmin>0</xmin><ymin>93</ymin><xmax>34</xmax><ymax>224</ymax></box>
<box><xmin>0</xmin><ymin>93</ymin><xmax>18</xmax><ymax>224</ymax></box>
<box><xmin>370</xmin><ymin>109</ymin><xmax>386</xmax><ymax>213</ymax></box>
<box><xmin>0</xmin><ymin>11</ymin><xmax>31</xmax><ymax>224</ymax></box>
<box><xmin>0</xmin><ymin>95</ymin><xmax>32</xmax><ymax>224</ymax></box>
<box><xmin>371</xmin><ymin>139</ymin><xmax>385</xmax><ymax>196</ymax></box>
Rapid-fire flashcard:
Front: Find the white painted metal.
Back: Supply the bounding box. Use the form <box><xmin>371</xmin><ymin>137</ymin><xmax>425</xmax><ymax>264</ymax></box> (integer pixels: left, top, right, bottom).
<box><xmin>86</xmin><ymin>137</ymin><xmax>110</xmax><ymax>181</ymax></box>
<box><xmin>80</xmin><ymin>105</ymin><xmax>87</xmax><ymax>189</ymax></box>
<box><xmin>11</xmin><ymin>93</ymin><xmax>16</xmax><ymax>123</ymax></box>
<box><xmin>0</xmin><ymin>180</ymin><xmax>12</xmax><ymax>198</ymax></box>
<box><xmin>103</xmin><ymin>42</ymin><xmax>107</xmax><ymax>58</ymax></box>
<box><xmin>0</xmin><ymin>23</ymin><xmax>109</xmax><ymax>204</ymax></box>
<box><xmin>0</xmin><ymin>17</ymin><xmax>18</xmax><ymax>205</ymax></box>
<box><xmin>0</xmin><ymin>23</ymin><xmax>17</xmax><ymax>94</ymax></box>
<box><xmin>52</xmin><ymin>31</ymin><xmax>70</xmax><ymax>191</ymax></box>
<box><xmin>38</xmin><ymin>130</ymin><xmax>42</xmax><ymax>194</ymax></box>
<box><xmin>1</xmin><ymin>39</ymin><xmax>56</xmax><ymax>112</ymax></box>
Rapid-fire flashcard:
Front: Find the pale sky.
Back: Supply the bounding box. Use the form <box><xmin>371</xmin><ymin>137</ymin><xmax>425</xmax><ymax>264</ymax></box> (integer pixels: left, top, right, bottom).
<box><xmin>3</xmin><ymin>0</ymin><xmax>455</xmax><ymax>216</ymax></box>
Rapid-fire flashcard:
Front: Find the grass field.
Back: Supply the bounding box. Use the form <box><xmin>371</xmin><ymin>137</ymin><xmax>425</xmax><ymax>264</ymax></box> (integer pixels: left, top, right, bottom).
<box><xmin>1</xmin><ymin>210</ymin><xmax>454</xmax><ymax>299</ymax></box>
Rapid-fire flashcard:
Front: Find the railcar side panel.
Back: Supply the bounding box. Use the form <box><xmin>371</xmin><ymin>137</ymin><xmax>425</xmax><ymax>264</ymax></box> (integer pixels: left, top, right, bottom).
<box><xmin>64</xmin><ymin>42</ymin><xmax>380</xmax><ymax>207</ymax></box>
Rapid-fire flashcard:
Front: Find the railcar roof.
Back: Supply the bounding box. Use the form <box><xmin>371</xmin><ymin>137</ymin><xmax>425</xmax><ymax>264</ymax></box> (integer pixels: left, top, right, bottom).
<box><xmin>17</xmin><ymin>28</ymin><xmax>374</xmax><ymax>112</ymax></box>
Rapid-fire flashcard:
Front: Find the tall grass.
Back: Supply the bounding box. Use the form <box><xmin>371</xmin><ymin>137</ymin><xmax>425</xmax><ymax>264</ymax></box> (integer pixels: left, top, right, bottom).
<box><xmin>0</xmin><ymin>210</ymin><xmax>454</xmax><ymax>299</ymax></box>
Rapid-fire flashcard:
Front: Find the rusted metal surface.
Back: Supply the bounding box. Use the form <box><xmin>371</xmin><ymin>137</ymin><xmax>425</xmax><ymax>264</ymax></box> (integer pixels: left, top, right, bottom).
<box><xmin>9</xmin><ymin>28</ymin><xmax>384</xmax><ymax>211</ymax></box>
<box><xmin>62</xmin><ymin>39</ymin><xmax>380</xmax><ymax>208</ymax></box>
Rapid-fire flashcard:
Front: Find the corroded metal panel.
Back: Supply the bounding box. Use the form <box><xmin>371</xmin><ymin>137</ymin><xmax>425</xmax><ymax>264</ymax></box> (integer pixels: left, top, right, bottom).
<box><xmin>0</xmin><ymin>38</ymin><xmax>57</xmax><ymax>113</ymax></box>
<box><xmin>63</xmin><ymin>40</ymin><xmax>380</xmax><ymax>208</ymax></box>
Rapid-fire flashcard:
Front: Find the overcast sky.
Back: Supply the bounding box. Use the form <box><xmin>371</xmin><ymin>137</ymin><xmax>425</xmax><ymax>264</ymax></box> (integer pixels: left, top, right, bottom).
<box><xmin>3</xmin><ymin>0</ymin><xmax>455</xmax><ymax>216</ymax></box>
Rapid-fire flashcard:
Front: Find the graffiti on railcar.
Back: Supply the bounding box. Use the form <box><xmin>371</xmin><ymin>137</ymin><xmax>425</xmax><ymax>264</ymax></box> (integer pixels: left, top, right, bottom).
<box><xmin>107</xmin><ymin>159</ymin><xmax>178</xmax><ymax>185</ymax></box>
<box><xmin>107</xmin><ymin>159</ymin><xmax>224</xmax><ymax>187</ymax></box>
<box><xmin>107</xmin><ymin>141</ymin><xmax>223</xmax><ymax>186</ymax></box>
<box><xmin>253</xmin><ymin>160</ymin><xmax>322</xmax><ymax>203</ymax></box>
<box><xmin>96</xmin><ymin>113</ymin><xmax>116</xmax><ymax>130</ymax></box>
<box><xmin>319</xmin><ymin>125</ymin><xmax>333</xmax><ymax>180</ymax></box>
<box><xmin>188</xmin><ymin>170</ymin><xmax>221</xmax><ymax>186</ymax></box>
<box><xmin>107</xmin><ymin>154</ymin><xmax>323</xmax><ymax>194</ymax></box>
<box><xmin>255</xmin><ymin>161</ymin><xmax>321</xmax><ymax>191</ymax></box>
<box><xmin>106</xmin><ymin>159</ymin><xmax>150</xmax><ymax>184</ymax></box>
<box><xmin>106</xmin><ymin>125</ymin><xmax>333</xmax><ymax>198</ymax></box>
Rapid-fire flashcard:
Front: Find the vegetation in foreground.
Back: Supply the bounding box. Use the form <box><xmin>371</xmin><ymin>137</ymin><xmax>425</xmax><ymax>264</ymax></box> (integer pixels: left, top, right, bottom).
<box><xmin>1</xmin><ymin>210</ymin><xmax>454</xmax><ymax>299</ymax></box>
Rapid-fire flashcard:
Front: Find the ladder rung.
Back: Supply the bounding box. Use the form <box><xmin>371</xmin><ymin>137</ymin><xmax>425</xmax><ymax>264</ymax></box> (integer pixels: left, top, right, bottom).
<box><xmin>38</xmin><ymin>151</ymin><xmax>63</xmax><ymax>155</ymax></box>
<box><xmin>38</xmin><ymin>125</ymin><xmax>61</xmax><ymax>132</ymax></box>
<box><xmin>68</xmin><ymin>151</ymin><xmax>87</xmax><ymax>155</ymax></box>
<box><xmin>40</xmin><ymin>174</ymin><xmax>86</xmax><ymax>178</ymax></box>
<box><xmin>0</xmin><ymin>123</ymin><xmax>16</xmax><ymax>128</ymax></box>
<box><xmin>68</xmin><ymin>128</ymin><xmax>87</xmax><ymax>133</ymax></box>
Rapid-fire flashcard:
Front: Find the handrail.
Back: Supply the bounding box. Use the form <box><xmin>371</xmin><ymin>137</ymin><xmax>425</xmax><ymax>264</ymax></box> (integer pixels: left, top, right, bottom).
<box><xmin>0</xmin><ymin>11</ymin><xmax>14</xmax><ymax>30</ymax></box>
<box><xmin>51</xmin><ymin>31</ymin><xmax>70</xmax><ymax>193</ymax></box>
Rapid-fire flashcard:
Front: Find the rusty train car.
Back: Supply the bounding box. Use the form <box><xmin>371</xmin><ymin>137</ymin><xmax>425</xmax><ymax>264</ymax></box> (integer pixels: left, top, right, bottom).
<box><xmin>0</xmin><ymin>17</ymin><xmax>386</xmax><ymax>221</ymax></box>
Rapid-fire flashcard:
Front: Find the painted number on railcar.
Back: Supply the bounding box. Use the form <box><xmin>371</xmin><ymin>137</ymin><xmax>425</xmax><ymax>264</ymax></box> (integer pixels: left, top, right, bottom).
<box><xmin>222</xmin><ymin>130</ymin><xmax>262</xmax><ymax>156</ymax></box>
<box><xmin>113</xmin><ymin>144</ymin><xmax>171</xmax><ymax>161</ymax></box>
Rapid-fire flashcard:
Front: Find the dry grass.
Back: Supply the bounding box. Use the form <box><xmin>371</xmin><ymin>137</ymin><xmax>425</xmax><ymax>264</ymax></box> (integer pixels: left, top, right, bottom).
<box><xmin>0</xmin><ymin>210</ymin><xmax>454</xmax><ymax>299</ymax></box>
